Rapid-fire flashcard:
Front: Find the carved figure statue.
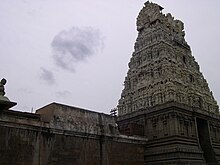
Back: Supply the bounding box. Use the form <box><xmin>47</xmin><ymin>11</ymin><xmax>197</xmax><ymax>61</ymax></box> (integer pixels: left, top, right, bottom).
<box><xmin>0</xmin><ymin>78</ymin><xmax>7</xmax><ymax>96</ymax></box>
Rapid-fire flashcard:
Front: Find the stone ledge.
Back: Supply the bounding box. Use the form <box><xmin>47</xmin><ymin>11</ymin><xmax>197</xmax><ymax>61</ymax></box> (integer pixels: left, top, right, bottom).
<box><xmin>0</xmin><ymin>100</ymin><xmax>17</xmax><ymax>110</ymax></box>
<box><xmin>117</xmin><ymin>101</ymin><xmax>220</xmax><ymax>122</ymax></box>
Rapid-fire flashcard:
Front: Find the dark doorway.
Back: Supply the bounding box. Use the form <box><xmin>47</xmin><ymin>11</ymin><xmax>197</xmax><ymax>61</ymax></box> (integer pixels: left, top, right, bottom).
<box><xmin>196</xmin><ymin>118</ymin><xmax>217</xmax><ymax>164</ymax></box>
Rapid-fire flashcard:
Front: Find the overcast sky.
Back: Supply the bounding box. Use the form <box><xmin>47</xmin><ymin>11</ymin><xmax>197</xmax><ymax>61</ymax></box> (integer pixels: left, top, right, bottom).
<box><xmin>0</xmin><ymin>0</ymin><xmax>220</xmax><ymax>114</ymax></box>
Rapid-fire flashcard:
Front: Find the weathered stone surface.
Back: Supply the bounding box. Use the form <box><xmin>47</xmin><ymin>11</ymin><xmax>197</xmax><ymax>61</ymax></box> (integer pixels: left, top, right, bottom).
<box><xmin>0</xmin><ymin>103</ymin><xmax>146</xmax><ymax>165</ymax></box>
<box><xmin>117</xmin><ymin>102</ymin><xmax>220</xmax><ymax>164</ymax></box>
<box><xmin>36</xmin><ymin>103</ymin><xmax>119</xmax><ymax>136</ymax></box>
<box><xmin>118</xmin><ymin>1</ymin><xmax>219</xmax><ymax>116</ymax></box>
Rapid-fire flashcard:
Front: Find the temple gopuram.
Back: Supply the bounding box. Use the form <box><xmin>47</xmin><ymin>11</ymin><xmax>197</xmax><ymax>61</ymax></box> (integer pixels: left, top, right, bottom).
<box><xmin>117</xmin><ymin>1</ymin><xmax>220</xmax><ymax>164</ymax></box>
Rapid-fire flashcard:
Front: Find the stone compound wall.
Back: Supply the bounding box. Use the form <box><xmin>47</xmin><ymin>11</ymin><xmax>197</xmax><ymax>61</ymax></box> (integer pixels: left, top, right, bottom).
<box><xmin>0</xmin><ymin>103</ymin><xmax>146</xmax><ymax>165</ymax></box>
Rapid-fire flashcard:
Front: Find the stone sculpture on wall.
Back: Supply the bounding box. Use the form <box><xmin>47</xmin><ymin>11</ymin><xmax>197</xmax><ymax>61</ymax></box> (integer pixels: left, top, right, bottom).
<box><xmin>0</xmin><ymin>78</ymin><xmax>10</xmax><ymax>102</ymax></box>
<box><xmin>0</xmin><ymin>78</ymin><xmax>17</xmax><ymax>109</ymax></box>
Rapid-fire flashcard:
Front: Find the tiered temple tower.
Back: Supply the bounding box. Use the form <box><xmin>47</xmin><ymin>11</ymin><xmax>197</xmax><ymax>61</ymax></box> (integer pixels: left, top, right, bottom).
<box><xmin>118</xmin><ymin>2</ymin><xmax>218</xmax><ymax>116</ymax></box>
<box><xmin>117</xmin><ymin>2</ymin><xmax>220</xmax><ymax>164</ymax></box>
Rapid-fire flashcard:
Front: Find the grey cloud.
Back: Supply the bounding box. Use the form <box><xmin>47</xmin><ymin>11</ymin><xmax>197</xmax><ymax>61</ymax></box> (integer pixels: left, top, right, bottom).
<box><xmin>51</xmin><ymin>27</ymin><xmax>104</xmax><ymax>72</ymax></box>
<box><xmin>40</xmin><ymin>68</ymin><xmax>55</xmax><ymax>85</ymax></box>
<box><xmin>56</xmin><ymin>90</ymin><xmax>72</xmax><ymax>99</ymax></box>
